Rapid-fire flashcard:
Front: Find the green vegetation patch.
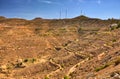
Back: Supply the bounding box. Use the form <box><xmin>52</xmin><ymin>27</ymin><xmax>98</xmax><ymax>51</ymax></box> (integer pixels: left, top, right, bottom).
<box><xmin>64</xmin><ymin>75</ymin><xmax>70</xmax><ymax>79</ymax></box>
<box><xmin>95</xmin><ymin>64</ymin><xmax>109</xmax><ymax>72</ymax></box>
<box><xmin>44</xmin><ymin>76</ymin><xmax>49</xmax><ymax>79</ymax></box>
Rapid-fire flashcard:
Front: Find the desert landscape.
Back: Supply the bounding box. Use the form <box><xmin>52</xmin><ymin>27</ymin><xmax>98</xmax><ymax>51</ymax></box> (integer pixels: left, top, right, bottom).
<box><xmin>0</xmin><ymin>15</ymin><xmax>120</xmax><ymax>79</ymax></box>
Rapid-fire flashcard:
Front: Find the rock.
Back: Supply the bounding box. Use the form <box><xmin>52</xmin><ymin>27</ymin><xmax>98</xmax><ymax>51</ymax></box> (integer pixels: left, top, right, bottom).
<box><xmin>113</xmin><ymin>73</ymin><xmax>120</xmax><ymax>79</ymax></box>
<box><xmin>97</xmin><ymin>52</ymin><xmax>105</xmax><ymax>60</ymax></box>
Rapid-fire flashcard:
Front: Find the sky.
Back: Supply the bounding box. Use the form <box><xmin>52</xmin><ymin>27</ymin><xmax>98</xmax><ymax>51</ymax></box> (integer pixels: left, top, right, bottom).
<box><xmin>0</xmin><ymin>0</ymin><xmax>120</xmax><ymax>20</ymax></box>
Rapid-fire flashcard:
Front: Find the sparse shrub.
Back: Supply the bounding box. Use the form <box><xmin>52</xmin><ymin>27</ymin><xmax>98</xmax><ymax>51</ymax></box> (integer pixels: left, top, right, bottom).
<box><xmin>55</xmin><ymin>47</ymin><xmax>61</xmax><ymax>51</ymax></box>
<box><xmin>116</xmin><ymin>23</ymin><xmax>120</xmax><ymax>29</ymax></box>
<box><xmin>110</xmin><ymin>72</ymin><xmax>115</xmax><ymax>77</ymax></box>
<box><xmin>110</xmin><ymin>26</ymin><xmax>116</xmax><ymax>30</ymax></box>
<box><xmin>23</xmin><ymin>59</ymin><xmax>28</xmax><ymax>62</ymax></box>
<box><xmin>95</xmin><ymin>64</ymin><xmax>109</xmax><ymax>72</ymax></box>
<box><xmin>47</xmin><ymin>28</ymin><xmax>54</xmax><ymax>32</ymax></box>
<box><xmin>63</xmin><ymin>40</ymin><xmax>72</xmax><ymax>47</ymax></box>
<box><xmin>110</xmin><ymin>71</ymin><xmax>120</xmax><ymax>77</ymax></box>
<box><xmin>24</xmin><ymin>58</ymin><xmax>36</xmax><ymax>63</ymax></box>
<box><xmin>110</xmin><ymin>71</ymin><xmax>120</xmax><ymax>79</ymax></box>
<box><xmin>112</xmin><ymin>39</ymin><xmax>117</xmax><ymax>42</ymax></box>
<box><xmin>31</xmin><ymin>58</ymin><xmax>36</xmax><ymax>63</ymax></box>
<box><xmin>35</xmin><ymin>27</ymin><xmax>41</xmax><ymax>31</ymax></box>
<box><xmin>59</xmin><ymin>28</ymin><xmax>67</xmax><ymax>33</ymax></box>
<box><xmin>69</xmin><ymin>27</ymin><xmax>76</xmax><ymax>32</ymax></box>
<box><xmin>64</xmin><ymin>75</ymin><xmax>69</xmax><ymax>79</ymax></box>
<box><xmin>6</xmin><ymin>64</ymin><xmax>13</xmax><ymax>70</ymax></box>
<box><xmin>44</xmin><ymin>76</ymin><xmax>49</xmax><ymax>79</ymax></box>
<box><xmin>15</xmin><ymin>62</ymin><xmax>23</xmax><ymax>68</ymax></box>
<box><xmin>110</xmin><ymin>28</ymin><xmax>114</xmax><ymax>31</ymax></box>
<box><xmin>75</xmin><ymin>64</ymin><xmax>79</xmax><ymax>67</ymax></box>
<box><xmin>114</xmin><ymin>58</ymin><xmax>120</xmax><ymax>66</ymax></box>
<box><xmin>90</xmin><ymin>31</ymin><xmax>98</xmax><ymax>35</ymax></box>
<box><xmin>34</xmin><ymin>27</ymin><xmax>41</xmax><ymax>34</ymax></box>
<box><xmin>55</xmin><ymin>33</ymin><xmax>60</xmax><ymax>36</ymax></box>
<box><xmin>110</xmin><ymin>23</ymin><xmax>120</xmax><ymax>30</ymax></box>
<box><xmin>63</xmin><ymin>43</ymin><xmax>68</xmax><ymax>47</ymax></box>
<box><xmin>78</xmin><ymin>27</ymin><xmax>82</xmax><ymax>33</ymax></box>
<box><xmin>61</xmin><ymin>64</ymin><xmax>64</xmax><ymax>68</ymax></box>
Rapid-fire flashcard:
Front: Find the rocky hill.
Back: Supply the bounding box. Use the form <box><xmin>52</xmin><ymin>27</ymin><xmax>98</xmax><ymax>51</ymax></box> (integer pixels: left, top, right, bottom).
<box><xmin>0</xmin><ymin>15</ymin><xmax>120</xmax><ymax>79</ymax></box>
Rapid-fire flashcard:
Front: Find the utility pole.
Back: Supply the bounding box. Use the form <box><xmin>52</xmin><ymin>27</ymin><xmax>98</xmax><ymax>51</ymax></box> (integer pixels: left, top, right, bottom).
<box><xmin>59</xmin><ymin>9</ymin><xmax>61</xmax><ymax>19</ymax></box>
<box><xmin>81</xmin><ymin>10</ymin><xmax>83</xmax><ymax>15</ymax></box>
<box><xmin>65</xmin><ymin>9</ymin><xmax>67</xmax><ymax>19</ymax></box>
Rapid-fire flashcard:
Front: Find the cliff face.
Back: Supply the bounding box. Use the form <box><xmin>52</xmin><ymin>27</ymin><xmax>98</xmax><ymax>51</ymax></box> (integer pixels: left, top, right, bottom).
<box><xmin>0</xmin><ymin>16</ymin><xmax>120</xmax><ymax>79</ymax></box>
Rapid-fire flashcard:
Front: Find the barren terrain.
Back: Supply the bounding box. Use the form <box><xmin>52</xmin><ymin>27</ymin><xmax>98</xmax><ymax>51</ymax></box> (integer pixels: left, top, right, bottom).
<box><xmin>0</xmin><ymin>16</ymin><xmax>120</xmax><ymax>79</ymax></box>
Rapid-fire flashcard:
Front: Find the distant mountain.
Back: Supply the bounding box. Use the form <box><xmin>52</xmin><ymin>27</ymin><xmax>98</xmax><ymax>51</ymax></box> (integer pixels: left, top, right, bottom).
<box><xmin>73</xmin><ymin>15</ymin><xmax>90</xmax><ymax>19</ymax></box>
<box><xmin>0</xmin><ymin>15</ymin><xmax>120</xmax><ymax>27</ymax></box>
<box><xmin>32</xmin><ymin>17</ymin><xmax>43</xmax><ymax>21</ymax></box>
<box><xmin>73</xmin><ymin>15</ymin><xmax>102</xmax><ymax>21</ymax></box>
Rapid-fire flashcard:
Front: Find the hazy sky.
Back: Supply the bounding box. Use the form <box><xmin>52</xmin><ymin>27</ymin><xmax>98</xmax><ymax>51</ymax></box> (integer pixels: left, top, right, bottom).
<box><xmin>0</xmin><ymin>0</ymin><xmax>120</xmax><ymax>19</ymax></box>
